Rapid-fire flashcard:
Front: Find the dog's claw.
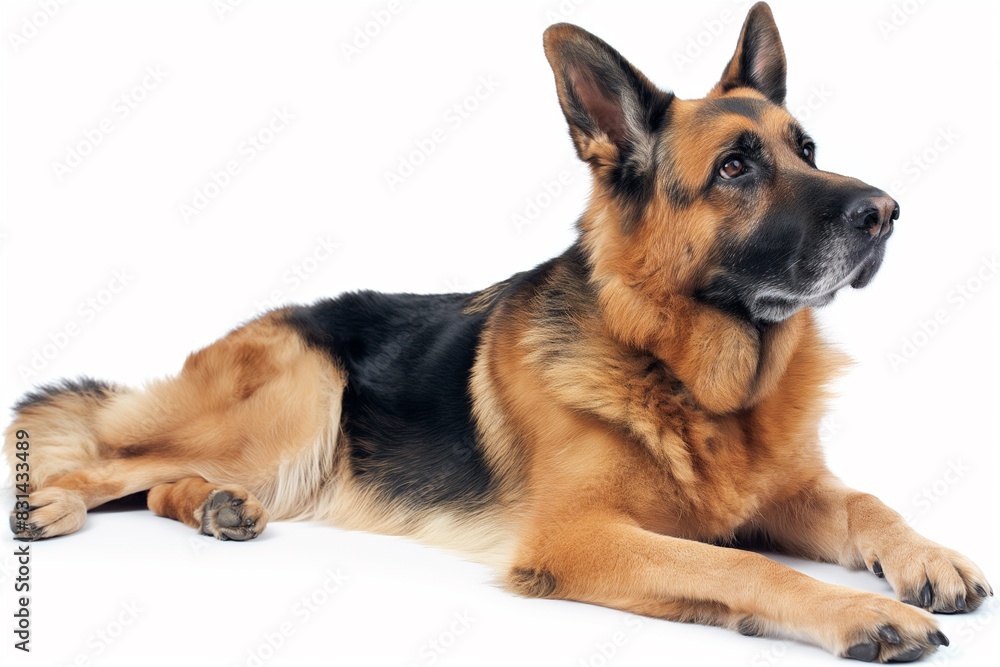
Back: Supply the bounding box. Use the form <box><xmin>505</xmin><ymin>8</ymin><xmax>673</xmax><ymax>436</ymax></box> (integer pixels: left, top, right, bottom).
<box><xmin>872</xmin><ymin>561</ymin><xmax>884</xmax><ymax>578</ymax></box>
<box><xmin>919</xmin><ymin>580</ymin><xmax>933</xmax><ymax>608</ymax></box>
<box><xmin>878</xmin><ymin>626</ymin><xmax>901</xmax><ymax>645</ymax></box>
<box><xmin>10</xmin><ymin>513</ymin><xmax>38</xmax><ymax>540</ymax></box>
<box><xmin>928</xmin><ymin>631</ymin><xmax>949</xmax><ymax>647</ymax></box>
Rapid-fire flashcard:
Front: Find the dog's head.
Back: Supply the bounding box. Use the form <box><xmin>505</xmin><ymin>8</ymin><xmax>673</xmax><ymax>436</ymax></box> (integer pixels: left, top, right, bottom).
<box><xmin>544</xmin><ymin>2</ymin><xmax>897</xmax><ymax>326</ymax></box>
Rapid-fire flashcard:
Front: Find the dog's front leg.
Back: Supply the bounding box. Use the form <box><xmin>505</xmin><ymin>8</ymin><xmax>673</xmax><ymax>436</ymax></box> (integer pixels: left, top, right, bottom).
<box><xmin>508</xmin><ymin>512</ymin><xmax>948</xmax><ymax>662</ymax></box>
<box><xmin>753</xmin><ymin>475</ymin><xmax>992</xmax><ymax>614</ymax></box>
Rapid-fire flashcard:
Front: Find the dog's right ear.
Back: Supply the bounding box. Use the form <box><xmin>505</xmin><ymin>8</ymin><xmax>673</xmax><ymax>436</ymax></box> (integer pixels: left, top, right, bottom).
<box><xmin>714</xmin><ymin>2</ymin><xmax>786</xmax><ymax>105</ymax></box>
<box><xmin>543</xmin><ymin>24</ymin><xmax>672</xmax><ymax>166</ymax></box>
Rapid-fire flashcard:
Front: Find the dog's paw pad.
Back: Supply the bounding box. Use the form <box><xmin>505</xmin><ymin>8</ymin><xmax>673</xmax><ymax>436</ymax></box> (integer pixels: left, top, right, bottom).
<box><xmin>199</xmin><ymin>487</ymin><xmax>268</xmax><ymax>541</ymax></box>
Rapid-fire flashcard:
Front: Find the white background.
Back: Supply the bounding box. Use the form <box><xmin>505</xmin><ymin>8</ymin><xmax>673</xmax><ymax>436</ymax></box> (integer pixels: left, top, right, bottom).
<box><xmin>2</xmin><ymin>0</ymin><xmax>998</xmax><ymax>665</ymax></box>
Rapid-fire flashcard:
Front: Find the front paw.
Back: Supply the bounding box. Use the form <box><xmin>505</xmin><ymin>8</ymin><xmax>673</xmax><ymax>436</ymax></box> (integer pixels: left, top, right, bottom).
<box><xmin>816</xmin><ymin>588</ymin><xmax>947</xmax><ymax>663</ymax></box>
<box><xmin>866</xmin><ymin>538</ymin><xmax>992</xmax><ymax>613</ymax></box>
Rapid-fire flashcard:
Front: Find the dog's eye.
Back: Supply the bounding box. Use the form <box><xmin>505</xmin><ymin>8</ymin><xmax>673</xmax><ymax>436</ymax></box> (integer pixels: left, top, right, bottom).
<box><xmin>801</xmin><ymin>142</ymin><xmax>816</xmax><ymax>163</ymax></box>
<box><xmin>720</xmin><ymin>158</ymin><xmax>746</xmax><ymax>180</ymax></box>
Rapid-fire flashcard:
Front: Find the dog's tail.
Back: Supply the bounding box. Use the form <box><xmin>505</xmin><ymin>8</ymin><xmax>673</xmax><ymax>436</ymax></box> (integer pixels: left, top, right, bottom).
<box><xmin>4</xmin><ymin>378</ymin><xmax>137</xmax><ymax>491</ymax></box>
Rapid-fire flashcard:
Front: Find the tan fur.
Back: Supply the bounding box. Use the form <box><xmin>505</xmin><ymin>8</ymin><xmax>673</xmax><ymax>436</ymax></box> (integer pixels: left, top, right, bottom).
<box><xmin>148</xmin><ymin>477</ymin><xmax>221</xmax><ymax>529</ymax></box>
<box><xmin>147</xmin><ymin>477</ymin><xmax>269</xmax><ymax>540</ymax></box>
<box><xmin>483</xmin><ymin>274</ymin><xmax>983</xmax><ymax>658</ymax></box>
<box><xmin>5</xmin><ymin>386</ymin><xmax>115</xmax><ymax>490</ymax></box>
<box><xmin>6</xmin><ymin>312</ymin><xmax>346</xmax><ymax>531</ymax></box>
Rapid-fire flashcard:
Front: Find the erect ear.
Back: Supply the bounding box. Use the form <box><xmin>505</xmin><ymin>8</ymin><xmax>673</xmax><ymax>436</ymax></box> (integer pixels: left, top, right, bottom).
<box><xmin>714</xmin><ymin>2</ymin><xmax>787</xmax><ymax>105</ymax></box>
<box><xmin>543</xmin><ymin>23</ymin><xmax>672</xmax><ymax>165</ymax></box>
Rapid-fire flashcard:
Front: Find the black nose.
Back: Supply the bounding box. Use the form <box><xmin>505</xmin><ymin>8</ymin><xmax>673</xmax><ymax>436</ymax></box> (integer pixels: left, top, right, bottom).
<box><xmin>846</xmin><ymin>194</ymin><xmax>898</xmax><ymax>239</ymax></box>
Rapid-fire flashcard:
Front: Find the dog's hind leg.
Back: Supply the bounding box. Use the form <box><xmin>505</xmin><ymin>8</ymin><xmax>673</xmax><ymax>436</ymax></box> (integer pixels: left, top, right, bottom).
<box><xmin>6</xmin><ymin>310</ymin><xmax>346</xmax><ymax>541</ymax></box>
<box><xmin>6</xmin><ymin>378</ymin><xmax>192</xmax><ymax>540</ymax></box>
<box><xmin>10</xmin><ymin>459</ymin><xmax>187</xmax><ymax>540</ymax></box>
<box><xmin>148</xmin><ymin>477</ymin><xmax>268</xmax><ymax>541</ymax></box>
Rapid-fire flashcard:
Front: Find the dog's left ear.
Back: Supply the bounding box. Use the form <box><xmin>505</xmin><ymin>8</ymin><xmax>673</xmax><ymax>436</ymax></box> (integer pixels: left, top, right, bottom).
<box><xmin>543</xmin><ymin>23</ymin><xmax>671</xmax><ymax>165</ymax></box>
<box><xmin>714</xmin><ymin>2</ymin><xmax>787</xmax><ymax>105</ymax></box>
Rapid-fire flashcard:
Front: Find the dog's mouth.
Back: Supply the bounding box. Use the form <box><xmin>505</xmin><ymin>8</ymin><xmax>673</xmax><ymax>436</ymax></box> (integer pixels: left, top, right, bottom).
<box><xmin>699</xmin><ymin>215</ymin><xmax>893</xmax><ymax>325</ymax></box>
<box><xmin>848</xmin><ymin>246</ymin><xmax>886</xmax><ymax>290</ymax></box>
<box><xmin>743</xmin><ymin>241</ymin><xmax>888</xmax><ymax>324</ymax></box>
<box><xmin>748</xmin><ymin>290</ymin><xmax>837</xmax><ymax>325</ymax></box>
<box><xmin>803</xmin><ymin>225</ymin><xmax>891</xmax><ymax>295</ymax></box>
<box><xmin>698</xmin><ymin>274</ymin><xmax>840</xmax><ymax>326</ymax></box>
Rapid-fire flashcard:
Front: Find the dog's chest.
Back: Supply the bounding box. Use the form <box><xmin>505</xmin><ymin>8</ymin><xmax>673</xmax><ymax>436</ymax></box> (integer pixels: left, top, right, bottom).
<box><xmin>626</xmin><ymin>372</ymin><xmax>821</xmax><ymax>540</ymax></box>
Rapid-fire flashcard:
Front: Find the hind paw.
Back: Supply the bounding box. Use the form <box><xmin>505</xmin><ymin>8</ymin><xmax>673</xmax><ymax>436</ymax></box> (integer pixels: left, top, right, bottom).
<box><xmin>9</xmin><ymin>487</ymin><xmax>86</xmax><ymax>540</ymax></box>
<box><xmin>197</xmin><ymin>487</ymin><xmax>268</xmax><ymax>541</ymax></box>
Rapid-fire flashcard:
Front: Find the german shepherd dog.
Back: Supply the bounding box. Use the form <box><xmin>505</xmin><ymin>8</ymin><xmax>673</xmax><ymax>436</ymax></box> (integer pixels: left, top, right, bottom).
<box><xmin>6</xmin><ymin>3</ymin><xmax>991</xmax><ymax>662</ymax></box>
